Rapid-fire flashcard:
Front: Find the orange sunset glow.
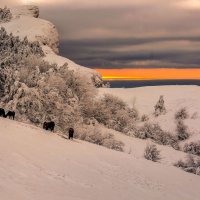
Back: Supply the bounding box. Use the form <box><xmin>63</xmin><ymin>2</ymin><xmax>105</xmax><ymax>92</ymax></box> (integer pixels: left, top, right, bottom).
<box><xmin>96</xmin><ymin>68</ymin><xmax>200</xmax><ymax>81</ymax></box>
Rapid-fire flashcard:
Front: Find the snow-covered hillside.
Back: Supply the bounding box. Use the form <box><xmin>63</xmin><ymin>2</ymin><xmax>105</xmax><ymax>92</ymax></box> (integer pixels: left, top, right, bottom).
<box><xmin>99</xmin><ymin>86</ymin><xmax>200</xmax><ymax>142</ymax></box>
<box><xmin>1</xmin><ymin>5</ymin><xmax>101</xmax><ymax>81</ymax></box>
<box><xmin>0</xmin><ymin>118</ymin><xmax>200</xmax><ymax>200</ymax></box>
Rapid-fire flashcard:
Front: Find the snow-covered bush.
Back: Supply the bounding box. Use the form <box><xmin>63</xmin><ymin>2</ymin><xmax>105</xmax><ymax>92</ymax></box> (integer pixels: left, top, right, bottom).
<box><xmin>91</xmin><ymin>74</ymin><xmax>105</xmax><ymax>88</ymax></box>
<box><xmin>75</xmin><ymin>125</ymin><xmax>124</xmax><ymax>152</ymax></box>
<box><xmin>154</xmin><ymin>95</ymin><xmax>166</xmax><ymax>116</ymax></box>
<box><xmin>80</xmin><ymin>93</ymin><xmax>138</xmax><ymax>133</ymax></box>
<box><xmin>176</xmin><ymin>120</ymin><xmax>189</xmax><ymax>141</ymax></box>
<box><xmin>144</xmin><ymin>144</ymin><xmax>161</xmax><ymax>162</ymax></box>
<box><xmin>183</xmin><ymin>141</ymin><xmax>200</xmax><ymax>156</ymax></box>
<box><xmin>22</xmin><ymin>55</ymin><xmax>54</xmax><ymax>73</ymax></box>
<box><xmin>141</xmin><ymin>114</ymin><xmax>149</xmax><ymax>122</ymax></box>
<box><xmin>0</xmin><ymin>7</ymin><xmax>12</xmax><ymax>23</ymax></box>
<box><xmin>97</xmin><ymin>94</ymin><xmax>137</xmax><ymax>132</ymax></box>
<box><xmin>175</xmin><ymin>107</ymin><xmax>189</xmax><ymax>120</ymax></box>
<box><xmin>174</xmin><ymin>155</ymin><xmax>200</xmax><ymax>176</ymax></box>
<box><xmin>135</xmin><ymin>123</ymin><xmax>178</xmax><ymax>148</ymax></box>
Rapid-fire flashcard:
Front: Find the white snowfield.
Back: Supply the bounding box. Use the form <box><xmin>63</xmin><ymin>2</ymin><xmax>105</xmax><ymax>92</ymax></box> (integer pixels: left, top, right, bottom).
<box><xmin>1</xmin><ymin>5</ymin><xmax>101</xmax><ymax>80</ymax></box>
<box><xmin>0</xmin><ymin>118</ymin><xmax>200</xmax><ymax>200</ymax></box>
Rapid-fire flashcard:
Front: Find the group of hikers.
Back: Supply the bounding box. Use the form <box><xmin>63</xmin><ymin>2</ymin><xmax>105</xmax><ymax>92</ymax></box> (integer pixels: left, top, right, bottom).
<box><xmin>0</xmin><ymin>108</ymin><xmax>74</xmax><ymax>140</ymax></box>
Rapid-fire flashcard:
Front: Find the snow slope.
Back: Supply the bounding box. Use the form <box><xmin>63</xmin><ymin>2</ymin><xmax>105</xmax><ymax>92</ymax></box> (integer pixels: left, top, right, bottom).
<box><xmin>100</xmin><ymin>126</ymin><xmax>189</xmax><ymax>165</ymax></box>
<box><xmin>0</xmin><ymin>118</ymin><xmax>200</xmax><ymax>200</ymax></box>
<box><xmin>99</xmin><ymin>86</ymin><xmax>200</xmax><ymax>142</ymax></box>
<box><xmin>1</xmin><ymin>5</ymin><xmax>101</xmax><ymax>80</ymax></box>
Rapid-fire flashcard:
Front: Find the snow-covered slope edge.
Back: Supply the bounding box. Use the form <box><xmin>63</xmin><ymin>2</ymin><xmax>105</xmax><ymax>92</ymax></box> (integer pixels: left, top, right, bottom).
<box><xmin>0</xmin><ymin>117</ymin><xmax>200</xmax><ymax>200</ymax></box>
<box><xmin>1</xmin><ymin>5</ymin><xmax>101</xmax><ymax>81</ymax></box>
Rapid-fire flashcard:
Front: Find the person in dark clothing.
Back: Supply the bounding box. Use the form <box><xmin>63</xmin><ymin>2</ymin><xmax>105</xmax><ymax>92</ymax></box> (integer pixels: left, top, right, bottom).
<box><xmin>68</xmin><ymin>128</ymin><xmax>74</xmax><ymax>140</ymax></box>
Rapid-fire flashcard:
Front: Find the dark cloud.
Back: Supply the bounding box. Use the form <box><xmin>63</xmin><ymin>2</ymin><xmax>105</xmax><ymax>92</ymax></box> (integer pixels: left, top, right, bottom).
<box><xmin>39</xmin><ymin>2</ymin><xmax>200</xmax><ymax>69</ymax></box>
<box><xmin>59</xmin><ymin>37</ymin><xmax>200</xmax><ymax>68</ymax></box>
<box><xmin>2</xmin><ymin>0</ymin><xmax>200</xmax><ymax>69</ymax></box>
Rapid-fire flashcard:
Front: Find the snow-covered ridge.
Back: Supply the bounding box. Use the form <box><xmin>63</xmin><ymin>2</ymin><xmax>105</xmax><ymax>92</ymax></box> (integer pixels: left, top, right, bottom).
<box><xmin>1</xmin><ymin>5</ymin><xmax>101</xmax><ymax>81</ymax></box>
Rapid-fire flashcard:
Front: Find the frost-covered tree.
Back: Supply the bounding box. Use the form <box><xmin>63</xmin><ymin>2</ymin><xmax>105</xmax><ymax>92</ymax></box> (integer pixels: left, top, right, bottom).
<box><xmin>97</xmin><ymin>94</ymin><xmax>137</xmax><ymax>132</ymax></box>
<box><xmin>0</xmin><ymin>7</ymin><xmax>12</xmax><ymax>23</ymax></box>
<box><xmin>176</xmin><ymin>120</ymin><xmax>189</xmax><ymax>141</ymax></box>
<box><xmin>144</xmin><ymin>144</ymin><xmax>161</xmax><ymax>162</ymax></box>
<box><xmin>154</xmin><ymin>95</ymin><xmax>166</xmax><ymax>116</ymax></box>
<box><xmin>175</xmin><ymin>107</ymin><xmax>189</xmax><ymax>120</ymax></box>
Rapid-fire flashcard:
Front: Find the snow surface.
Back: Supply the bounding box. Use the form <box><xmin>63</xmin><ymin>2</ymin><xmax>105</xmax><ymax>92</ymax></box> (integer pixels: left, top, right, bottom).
<box><xmin>0</xmin><ymin>118</ymin><xmax>200</xmax><ymax>200</ymax></box>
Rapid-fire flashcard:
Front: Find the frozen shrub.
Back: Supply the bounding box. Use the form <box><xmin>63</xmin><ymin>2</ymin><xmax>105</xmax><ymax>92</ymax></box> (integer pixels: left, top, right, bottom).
<box><xmin>176</xmin><ymin>120</ymin><xmax>189</xmax><ymax>141</ymax></box>
<box><xmin>175</xmin><ymin>107</ymin><xmax>189</xmax><ymax>120</ymax></box>
<box><xmin>19</xmin><ymin>65</ymin><xmax>40</xmax><ymax>88</ymax></box>
<box><xmin>154</xmin><ymin>95</ymin><xmax>166</xmax><ymax>116</ymax></box>
<box><xmin>96</xmin><ymin>94</ymin><xmax>137</xmax><ymax>132</ymax></box>
<box><xmin>0</xmin><ymin>7</ymin><xmax>12</xmax><ymax>23</ymax></box>
<box><xmin>91</xmin><ymin>74</ymin><xmax>104</xmax><ymax>88</ymax></box>
<box><xmin>75</xmin><ymin>125</ymin><xmax>124</xmax><ymax>152</ymax></box>
<box><xmin>102</xmin><ymin>137</ymin><xmax>124</xmax><ymax>152</ymax></box>
<box><xmin>183</xmin><ymin>141</ymin><xmax>200</xmax><ymax>156</ymax></box>
<box><xmin>22</xmin><ymin>55</ymin><xmax>54</xmax><ymax>73</ymax></box>
<box><xmin>174</xmin><ymin>155</ymin><xmax>200</xmax><ymax>176</ymax></box>
<box><xmin>48</xmin><ymin>75</ymin><xmax>66</xmax><ymax>92</ymax></box>
<box><xmin>144</xmin><ymin>144</ymin><xmax>161</xmax><ymax>162</ymax></box>
<box><xmin>101</xmin><ymin>94</ymin><xmax>127</xmax><ymax>114</ymax></box>
<box><xmin>135</xmin><ymin>123</ymin><xmax>178</xmax><ymax>147</ymax></box>
<box><xmin>141</xmin><ymin>114</ymin><xmax>149</xmax><ymax>122</ymax></box>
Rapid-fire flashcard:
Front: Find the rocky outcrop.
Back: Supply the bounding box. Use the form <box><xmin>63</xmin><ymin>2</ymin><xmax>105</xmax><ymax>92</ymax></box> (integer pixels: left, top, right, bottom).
<box><xmin>1</xmin><ymin>5</ymin><xmax>103</xmax><ymax>87</ymax></box>
<box><xmin>1</xmin><ymin>5</ymin><xmax>59</xmax><ymax>54</ymax></box>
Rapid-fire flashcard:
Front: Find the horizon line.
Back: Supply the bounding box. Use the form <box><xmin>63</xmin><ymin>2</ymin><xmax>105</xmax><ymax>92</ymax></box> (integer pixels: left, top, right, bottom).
<box><xmin>95</xmin><ymin>68</ymin><xmax>200</xmax><ymax>81</ymax></box>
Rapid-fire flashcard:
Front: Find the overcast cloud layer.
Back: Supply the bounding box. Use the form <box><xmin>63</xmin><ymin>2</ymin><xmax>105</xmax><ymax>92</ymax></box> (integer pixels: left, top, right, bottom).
<box><xmin>2</xmin><ymin>0</ymin><xmax>200</xmax><ymax>68</ymax></box>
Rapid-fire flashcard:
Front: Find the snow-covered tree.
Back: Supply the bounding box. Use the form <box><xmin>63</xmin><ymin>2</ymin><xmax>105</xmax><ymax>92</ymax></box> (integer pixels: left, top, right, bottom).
<box><xmin>175</xmin><ymin>107</ymin><xmax>189</xmax><ymax>120</ymax></box>
<box><xmin>154</xmin><ymin>95</ymin><xmax>166</xmax><ymax>116</ymax></box>
<box><xmin>176</xmin><ymin>120</ymin><xmax>189</xmax><ymax>141</ymax></box>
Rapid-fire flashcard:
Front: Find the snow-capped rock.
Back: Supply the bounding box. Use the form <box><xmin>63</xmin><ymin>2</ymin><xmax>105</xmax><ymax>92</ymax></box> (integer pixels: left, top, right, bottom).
<box><xmin>11</xmin><ymin>5</ymin><xmax>39</xmax><ymax>18</ymax></box>
<box><xmin>1</xmin><ymin>5</ymin><xmax>102</xmax><ymax>82</ymax></box>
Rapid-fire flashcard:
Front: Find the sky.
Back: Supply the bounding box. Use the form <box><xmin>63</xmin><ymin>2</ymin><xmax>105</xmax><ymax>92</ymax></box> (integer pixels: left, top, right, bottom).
<box><xmin>2</xmin><ymin>0</ymin><xmax>200</xmax><ymax>80</ymax></box>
